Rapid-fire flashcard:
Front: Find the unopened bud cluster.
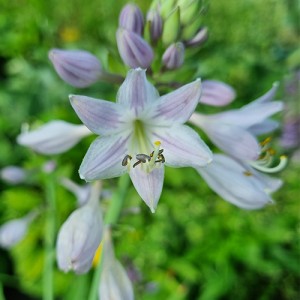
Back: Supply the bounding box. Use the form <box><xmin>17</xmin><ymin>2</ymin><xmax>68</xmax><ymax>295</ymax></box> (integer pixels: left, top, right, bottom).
<box><xmin>116</xmin><ymin>0</ymin><xmax>207</xmax><ymax>71</ymax></box>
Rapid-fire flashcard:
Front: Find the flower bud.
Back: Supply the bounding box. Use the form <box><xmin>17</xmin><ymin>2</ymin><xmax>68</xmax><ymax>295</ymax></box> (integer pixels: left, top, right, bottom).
<box><xmin>179</xmin><ymin>0</ymin><xmax>201</xmax><ymax>26</ymax></box>
<box><xmin>56</xmin><ymin>182</ymin><xmax>103</xmax><ymax>274</ymax></box>
<box><xmin>119</xmin><ymin>4</ymin><xmax>144</xmax><ymax>35</ymax></box>
<box><xmin>0</xmin><ymin>211</ymin><xmax>37</xmax><ymax>249</ymax></box>
<box><xmin>17</xmin><ymin>120</ymin><xmax>92</xmax><ymax>155</ymax></box>
<box><xmin>48</xmin><ymin>49</ymin><xmax>102</xmax><ymax>88</ymax></box>
<box><xmin>185</xmin><ymin>27</ymin><xmax>208</xmax><ymax>47</ymax></box>
<box><xmin>280</xmin><ymin>116</ymin><xmax>300</xmax><ymax>149</ymax></box>
<box><xmin>0</xmin><ymin>166</ymin><xmax>27</xmax><ymax>184</ymax></box>
<box><xmin>98</xmin><ymin>229</ymin><xmax>134</xmax><ymax>300</ymax></box>
<box><xmin>116</xmin><ymin>28</ymin><xmax>154</xmax><ymax>68</ymax></box>
<box><xmin>146</xmin><ymin>10</ymin><xmax>163</xmax><ymax>43</ymax></box>
<box><xmin>161</xmin><ymin>7</ymin><xmax>180</xmax><ymax>45</ymax></box>
<box><xmin>162</xmin><ymin>42</ymin><xmax>185</xmax><ymax>70</ymax></box>
<box><xmin>200</xmin><ymin>80</ymin><xmax>236</xmax><ymax>106</ymax></box>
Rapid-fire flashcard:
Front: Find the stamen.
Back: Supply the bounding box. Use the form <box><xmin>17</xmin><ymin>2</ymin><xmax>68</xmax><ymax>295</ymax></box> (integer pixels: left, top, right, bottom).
<box><xmin>122</xmin><ymin>155</ymin><xmax>132</xmax><ymax>166</ymax></box>
<box><xmin>136</xmin><ymin>154</ymin><xmax>151</xmax><ymax>163</ymax></box>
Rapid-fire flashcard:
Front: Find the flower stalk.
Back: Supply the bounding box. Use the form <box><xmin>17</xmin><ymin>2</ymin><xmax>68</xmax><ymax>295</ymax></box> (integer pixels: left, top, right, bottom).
<box><xmin>87</xmin><ymin>174</ymin><xmax>130</xmax><ymax>300</ymax></box>
<box><xmin>43</xmin><ymin>172</ymin><xmax>56</xmax><ymax>300</ymax></box>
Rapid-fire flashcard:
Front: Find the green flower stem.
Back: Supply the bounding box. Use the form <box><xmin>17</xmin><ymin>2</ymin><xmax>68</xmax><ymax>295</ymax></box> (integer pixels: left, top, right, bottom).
<box><xmin>43</xmin><ymin>173</ymin><xmax>56</xmax><ymax>300</ymax></box>
<box><xmin>87</xmin><ymin>174</ymin><xmax>130</xmax><ymax>300</ymax></box>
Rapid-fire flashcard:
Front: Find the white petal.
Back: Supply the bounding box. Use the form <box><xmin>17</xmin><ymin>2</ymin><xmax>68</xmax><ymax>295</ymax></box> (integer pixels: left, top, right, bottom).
<box><xmin>79</xmin><ymin>133</ymin><xmax>131</xmax><ymax>181</ymax></box>
<box><xmin>200</xmin><ymin>80</ymin><xmax>236</xmax><ymax>106</ymax></box>
<box><xmin>116</xmin><ymin>68</ymin><xmax>159</xmax><ymax>117</ymax></box>
<box><xmin>201</xmin><ymin>122</ymin><xmax>260</xmax><ymax>161</ymax></box>
<box><xmin>208</xmin><ymin>101</ymin><xmax>283</xmax><ymax>129</ymax></box>
<box><xmin>147</xmin><ymin>79</ymin><xmax>201</xmax><ymax>125</ymax></box>
<box><xmin>70</xmin><ymin>95</ymin><xmax>127</xmax><ymax>135</ymax></box>
<box><xmin>197</xmin><ymin>154</ymin><xmax>274</xmax><ymax>209</ymax></box>
<box><xmin>130</xmin><ymin>166</ymin><xmax>164</xmax><ymax>213</ymax></box>
<box><xmin>17</xmin><ymin>121</ymin><xmax>92</xmax><ymax>155</ymax></box>
<box><xmin>153</xmin><ymin>125</ymin><xmax>213</xmax><ymax>168</ymax></box>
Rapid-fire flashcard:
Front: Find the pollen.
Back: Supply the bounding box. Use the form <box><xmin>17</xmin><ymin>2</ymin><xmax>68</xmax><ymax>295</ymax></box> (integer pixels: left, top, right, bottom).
<box><xmin>260</xmin><ymin>137</ymin><xmax>272</xmax><ymax>146</ymax></box>
<box><xmin>243</xmin><ymin>171</ymin><xmax>253</xmax><ymax>176</ymax></box>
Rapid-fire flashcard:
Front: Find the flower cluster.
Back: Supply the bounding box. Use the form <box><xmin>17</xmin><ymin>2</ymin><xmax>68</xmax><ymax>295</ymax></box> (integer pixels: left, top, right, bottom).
<box><xmin>0</xmin><ymin>0</ymin><xmax>289</xmax><ymax>298</ymax></box>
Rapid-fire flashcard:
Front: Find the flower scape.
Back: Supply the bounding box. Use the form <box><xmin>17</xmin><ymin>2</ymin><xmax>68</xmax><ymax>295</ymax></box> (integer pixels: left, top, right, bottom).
<box><xmin>1</xmin><ymin>0</ymin><xmax>298</xmax><ymax>299</ymax></box>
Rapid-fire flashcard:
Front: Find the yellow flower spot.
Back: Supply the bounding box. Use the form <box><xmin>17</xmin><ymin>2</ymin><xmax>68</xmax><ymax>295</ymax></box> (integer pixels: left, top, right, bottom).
<box><xmin>92</xmin><ymin>242</ymin><xmax>103</xmax><ymax>267</ymax></box>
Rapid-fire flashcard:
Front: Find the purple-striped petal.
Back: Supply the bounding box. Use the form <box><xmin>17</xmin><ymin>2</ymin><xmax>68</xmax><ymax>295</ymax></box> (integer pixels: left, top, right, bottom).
<box><xmin>79</xmin><ymin>133</ymin><xmax>131</xmax><ymax>181</ymax></box>
<box><xmin>129</xmin><ymin>166</ymin><xmax>164</xmax><ymax>213</ymax></box>
<box><xmin>116</xmin><ymin>68</ymin><xmax>159</xmax><ymax>116</ymax></box>
<box><xmin>200</xmin><ymin>80</ymin><xmax>236</xmax><ymax>106</ymax></box>
<box><xmin>191</xmin><ymin>114</ymin><xmax>260</xmax><ymax>161</ymax></box>
<box><xmin>147</xmin><ymin>79</ymin><xmax>201</xmax><ymax>125</ymax></box>
<box><xmin>197</xmin><ymin>154</ymin><xmax>275</xmax><ymax>209</ymax></box>
<box><xmin>70</xmin><ymin>95</ymin><xmax>127</xmax><ymax>135</ymax></box>
<box><xmin>153</xmin><ymin>125</ymin><xmax>213</xmax><ymax>168</ymax></box>
<box><xmin>248</xmin><ymin>119</ymin><xmax>279</xmax><ymax>136</ymax></box>
<box><xmin>248</xmin><ymin>82</ymin><xmax>279</xmax><ymax>105</ymax></box>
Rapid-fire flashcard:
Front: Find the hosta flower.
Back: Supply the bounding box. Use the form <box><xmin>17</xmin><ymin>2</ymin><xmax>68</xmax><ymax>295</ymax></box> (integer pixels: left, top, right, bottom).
<box><xmin>56</xmin><ymin>181</ymin><xmax>103</xmax><ymax>274</ymax></box>
<box><xmin>197</xmin><ymin>154</ymin><xmax>283</xmax><ymax>209</ymax></box>
<box><xmin>70</xmin><ymin>68</ymin><xmax>212</xmax><ymax>212</ymax></box>
<box><xmin>189</xmin><ymin>83</ymin><xmax>283</xmax><ymax>161</ymax></box>
<box><xmin>0</xmin><ymin>166</ymin><xmax>27</xmax><ymax>184</ymax></box>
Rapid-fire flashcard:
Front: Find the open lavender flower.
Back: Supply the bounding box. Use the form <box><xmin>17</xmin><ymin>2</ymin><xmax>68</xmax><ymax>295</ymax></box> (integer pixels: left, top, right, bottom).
<box><xmin>190</xmin><ymin>83</ymin><xmax>283</xmax><ymax>161</ymax></box>
<box><xmin>70</xmin><ymin>68</ymin><xmax>212</xmax><ymax>212</ymax></box>
<box><xmin>197</xmin><ymin>154</ymin><xmax>283</xmax><ymax>209</ymax></box>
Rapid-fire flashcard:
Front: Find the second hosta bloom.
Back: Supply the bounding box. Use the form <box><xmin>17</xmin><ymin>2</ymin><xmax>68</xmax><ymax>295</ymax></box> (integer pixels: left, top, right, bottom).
<box><xmin>70</xmin><ymin>68</ymin><xmax>212</xmax><ymax>212</ymax></box>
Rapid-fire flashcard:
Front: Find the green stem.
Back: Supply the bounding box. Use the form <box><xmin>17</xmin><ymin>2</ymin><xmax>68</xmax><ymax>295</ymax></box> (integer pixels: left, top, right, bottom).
<box><xmin>87</xmin><ymin>174</ymin><xmax>130</xmax><ymax>300</ymax></box>
<box><xmin>0</xmin><ymin>281</ymin><xmax>5</xmax><ymax>300</ymax></box>
<box><xmin>43</xmin><ymin>173</ymin><xmax>56</xmax><ymax>300</ymax></box>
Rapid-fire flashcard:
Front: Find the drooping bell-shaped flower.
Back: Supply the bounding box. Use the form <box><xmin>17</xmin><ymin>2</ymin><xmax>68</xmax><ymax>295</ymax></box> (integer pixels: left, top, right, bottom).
<box><xmin>98</xmin><ymin>229</ymin><xmax>134</xmax><ymax>300</ymax></box>
<box><xmin>189</xmin><ymin>83</ymin><xmax>283</xmax><ymax>161</ymax></box>
<box><xmin>56</xmin><ymin>181</ymin><xmax>103</xmax><ymax>274</ymax></box>
<box><xmin>197</xmin><ymin>154</ymin><xmax>283</xmax><ymax>209</ymax></box>
<box><xmin>116</xmin><ymin>29</ymin><xmax>154</xmax><ymax>69</ymax></box>
<box><xmin>0</xmin><ymin>211</ymin><xmax>38</xmax><ymax>249</ymax></box>
<box><xmin>200</xmin><ymin>80</ymin><xmax>236</xmax><ymax>106</ymax></box>
<box><xmin>17</xmin><ymin>120</ymin><xmax>92</xmax><ymax>155</ymax></box>
<box><xmin>49</xmin><ymin>49</ymin><xmax>102</xmax><ymax>88</ymax></box>
<box><xmin>162</xmin><ymin>42</ymin><xmax>185</xmax><ymax>70</ymax></box>
<box><xmin>119</xmin><ymin>3</ymin><xmax>144</xmax><ymax>35</ymax></box>
<box><xmin>0</xmin><ymin>166</ymin><xmax>27</xmax><ymax>184</ymax></box>
<box><xmin>70</xmin><ymin>68</ymin><xmax>212</xmax><ymax>212</ymax></box>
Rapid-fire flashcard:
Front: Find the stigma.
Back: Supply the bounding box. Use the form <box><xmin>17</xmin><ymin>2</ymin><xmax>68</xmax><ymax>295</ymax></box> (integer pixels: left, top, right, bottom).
<box><xmin>249</xmin><ymin>137</ymin><xmax>288</xmax><ymax>173</ymax></box>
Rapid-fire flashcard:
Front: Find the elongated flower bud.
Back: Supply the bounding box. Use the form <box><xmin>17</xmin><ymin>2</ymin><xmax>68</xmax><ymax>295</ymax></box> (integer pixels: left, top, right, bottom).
<box><xmin>17</xmin><ymin>120</ymin><xmax>92</xmax><ymax>155</ymax></box>
<box><xmin>116</xmin><ymin>28</ymin><xmax>154</xmax><ymax>68</ymax></box>
<box><xmin>0</xmin><ymin>166</ymin><xmax>27</xmax><ymax>184</ymax></box>
<box><xmin>161</xmin><ymin>7</ymin><xmax>180</xmax><ymax>45</ymax></box>
<box><xmin>146</xmin><ymin>10</ymin><xmax>163</xmax><ymax>43</ymax></box>
<box><xmin>49</xmin><ymin>49</ymin><xmax>102</xmax><ymax>88</ymax></box>
<box><xmin>56</xmin><ymin>181</ymin><xmax>103</xmax><ymax>274</ymax></box>
<box><xmin>98</xmin><ymin>229</ymin><xmax>134</xmax><ymax>300</ymax></box>
<box><xmin>0</xmin><ymin>211</ymin><xmax>37</xmax><ymax>249</ymax></box>
<box><xmin>162</xmin><ymin>42</ymin><xmax>185</xmax><ymax>70</ymax></box>
<box><xmin>119</xmin><ymin>4</ymin><xmax>144</xmax><ymax>35</ymax></box>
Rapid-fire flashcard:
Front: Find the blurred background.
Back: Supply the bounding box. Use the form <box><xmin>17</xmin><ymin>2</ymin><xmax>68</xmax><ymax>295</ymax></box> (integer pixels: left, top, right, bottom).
<box><xmin>0</xmin><ymin>0</ymin><xmax>299</xmax><ymax>299</ymax></box>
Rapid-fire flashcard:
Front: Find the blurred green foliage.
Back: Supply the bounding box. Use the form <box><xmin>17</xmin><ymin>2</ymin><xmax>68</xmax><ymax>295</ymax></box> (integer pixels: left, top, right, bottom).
<box><xmin>0</xmin><ymin>0</ymin><xmax>299</xmax><ymax>299</ymax></box>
